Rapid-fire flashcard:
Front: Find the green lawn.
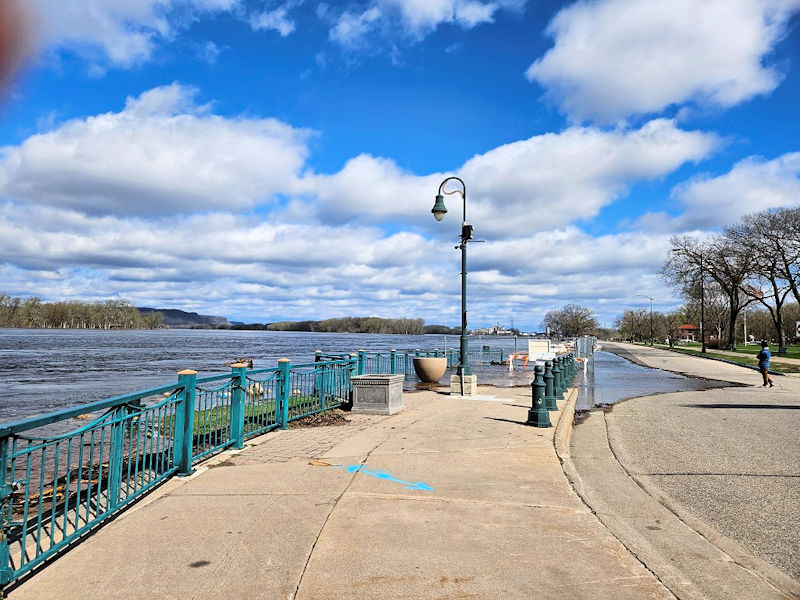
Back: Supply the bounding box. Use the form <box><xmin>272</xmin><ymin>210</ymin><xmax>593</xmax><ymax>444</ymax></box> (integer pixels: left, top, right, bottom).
<box><xmin>668</xmin><ymin>341</ymin><xmax>800</xmax><ymax>359</ymax></box>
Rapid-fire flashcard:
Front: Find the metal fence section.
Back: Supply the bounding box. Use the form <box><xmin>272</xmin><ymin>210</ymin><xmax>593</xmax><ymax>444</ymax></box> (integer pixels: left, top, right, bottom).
<box><xmin>575</xmin><ymin>336</ymin><xmax>597</xmax><ymax>359</ymax></box>
<box><xmin>0</xmin><ymin>383</ymin><xmax>183</xmax><ymax>586</ymax></box>
<box><xmin>191</xmin><ymin>375</ymin><xmax>236</xmax><ymax>462</ymax></box>
<box><xmin>286</xmin><ymin>360</ymin><xmax>353</xmax><ymax>423</ymax></box>
<box><xmin>243</xmin><ymin>368</ymin><xmax>281</xmax><ymax>438</ymax></box>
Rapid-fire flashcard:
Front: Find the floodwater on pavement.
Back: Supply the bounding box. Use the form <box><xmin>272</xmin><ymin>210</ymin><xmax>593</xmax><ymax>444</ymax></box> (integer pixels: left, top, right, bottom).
<box><xmin>575</xmin><ymin>349</ymin><xmax>729</xmax><ymax>411</ymax></box>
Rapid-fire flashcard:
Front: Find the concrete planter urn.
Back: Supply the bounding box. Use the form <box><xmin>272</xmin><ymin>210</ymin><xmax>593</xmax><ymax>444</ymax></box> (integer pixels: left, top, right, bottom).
<box><xmin>412</xmin><ymin>357</ymin><xmax>447</xmax><ymax>383</ymax></box>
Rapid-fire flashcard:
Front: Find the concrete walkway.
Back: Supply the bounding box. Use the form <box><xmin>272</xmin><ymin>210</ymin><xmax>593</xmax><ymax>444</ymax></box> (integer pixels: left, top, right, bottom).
<box><xmin>11</xmin><ymin>385</ymin><xmax>675</xmax><ymax>600</ymax></box>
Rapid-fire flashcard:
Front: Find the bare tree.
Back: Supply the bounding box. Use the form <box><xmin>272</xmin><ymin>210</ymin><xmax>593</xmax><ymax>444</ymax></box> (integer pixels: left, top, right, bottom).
<box><xmin>542</xmin><ymin>303</ymin><xmax>598</xmax><ymax>338</ymax></box>
<box><xmin>614</xmin><ymin>308</ymin><xmax>649</xmax><ymax>342</ymax></box>
<box><xmin>727</xmin><ymin>209</ymin><xmax>797</xmax><ymax>352</ymax></box>
<box><xmin>665</xmin><ymin>234</ymin><xmax>757</xmax><ymax>350</ymax></box>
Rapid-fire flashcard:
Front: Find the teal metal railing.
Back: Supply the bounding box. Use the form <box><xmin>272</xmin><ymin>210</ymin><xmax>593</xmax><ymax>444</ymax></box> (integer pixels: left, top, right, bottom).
<box><xmin>0</xmin><ymin>356</ymin><xmax>355</xmax><ymax>590</ymax></box>
<box><xmin>1</xmin><ymin>345</ymin><xmax>505</xmax><ymax>589</ymax></box>
<box><xmin>0</xmin><ymin>383</ymin><xmax>183</xmax><ymax>587</ymax></box>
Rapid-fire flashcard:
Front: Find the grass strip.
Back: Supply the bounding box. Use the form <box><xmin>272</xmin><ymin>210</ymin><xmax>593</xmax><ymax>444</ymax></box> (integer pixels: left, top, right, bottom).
<box><xmin>653</xmin><ymin>345</ymin><xmax>800</xmax><ymax>374</ymax></box>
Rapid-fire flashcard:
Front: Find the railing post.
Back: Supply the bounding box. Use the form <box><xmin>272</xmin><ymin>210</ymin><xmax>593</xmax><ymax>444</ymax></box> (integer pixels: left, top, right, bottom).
<box><xmin>278</xmin><ymin>359</ymin><xmax>290</xmax><ymax>430</ymax></box>
<box><xmin>358</xmin><ymin>350</ymin><xmax>366</xmax><ymax>375</ymax></box>
<box><xmin>500</xmin><ymin>348</ymin><xmax>506</xmax><ymax>363</ymax></box>
<box><xmin>108</xmin><ymin>405</ymin><xmax>126</xmax><ymax>509</ymax></box>
<box><xmin>314</xmin><ymin>350</ymin><xmax>323</xmax><ymax>397</ymax></box>
<box><xmin>175</xmin><ymin>369</ymin><xmax>197</xmax><ymax>476</ymax></box>
<box><xmin>230</xmin><ymin>363</ymin><xmax>247</xmax><ymax>449</ymax></box>
<box><xmin>390</xmin><ymin>349</ymin><xmax>397</xmax><ymax>374</ymax></box>
<box><xmin>318</xmin><ymin>363</ymin><xmax>327</xmax><ymax>411</ymax></box>
<box><xmin>0</xmin><ymin>437</ymin><xmax>12</xmax><ymax>589</ymax></box>
<box><xmin>348</xmin><ymin>353</ymin><xmax>358</xmax><ymax>403</ymax></box>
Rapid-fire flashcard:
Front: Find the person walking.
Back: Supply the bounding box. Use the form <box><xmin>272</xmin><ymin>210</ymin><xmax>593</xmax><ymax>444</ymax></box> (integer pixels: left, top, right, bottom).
<box><xmin>757</xmin><ymin>341</ymin><xmax>774</xmax><ymax>387</ymax></box>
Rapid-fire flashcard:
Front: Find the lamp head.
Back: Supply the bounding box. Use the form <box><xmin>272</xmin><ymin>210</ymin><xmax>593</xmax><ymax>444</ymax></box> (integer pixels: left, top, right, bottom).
<box><xmin>431</xmin><ymin>194</ymin><xmax>447</xmax><ymax>221</ymax></box>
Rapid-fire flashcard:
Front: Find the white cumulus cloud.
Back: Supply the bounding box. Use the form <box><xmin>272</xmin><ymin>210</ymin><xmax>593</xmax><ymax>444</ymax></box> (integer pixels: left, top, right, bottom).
<box><xmin>671</xmin><ymin>152</ymin><xmax>800</xmax><ymax>229</ymax></box>
<box><xmin>305</xmin><ymin>119</ymin><xmax>718</xmax><ymax>238</ymax></box>
<box><xmin>250</xmin><ymin>2</ymin><xmax>301</xmax><ymax>37</ymax></box>
<box><xmin>0</xmin><ymin>84</ymin><xmax>312</xmax><ymax>217</ymax></box>
<box><xmin>526</xmin><ymin>0</ymin><xmax>800</xmax><ymax>123</ymax></box>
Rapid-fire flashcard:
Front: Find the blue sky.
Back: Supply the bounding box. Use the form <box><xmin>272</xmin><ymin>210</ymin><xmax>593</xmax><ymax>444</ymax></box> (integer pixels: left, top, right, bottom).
<box><xmin>0</xmin><ymin>0</ymin><xmax>799</xmax><ymax>329</ymax></box>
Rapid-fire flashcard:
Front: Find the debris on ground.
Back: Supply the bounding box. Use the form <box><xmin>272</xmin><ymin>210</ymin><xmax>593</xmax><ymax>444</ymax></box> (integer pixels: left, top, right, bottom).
<box><xmin>289</xmin><ymin>409</ymin><xmax>351</xmax><ymax>428</ymax></box>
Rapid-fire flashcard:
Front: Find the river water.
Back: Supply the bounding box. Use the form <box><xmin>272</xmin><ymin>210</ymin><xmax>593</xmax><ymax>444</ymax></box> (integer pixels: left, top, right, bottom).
<box><xmin>2</xmin><ymin>330</ymin><xmax>728</xmax><ymax>425</ymax></box>
<box><xmin>0</xmin><ymin>329</ymin><xmax>533</xmax><ymax>424</ymax></box>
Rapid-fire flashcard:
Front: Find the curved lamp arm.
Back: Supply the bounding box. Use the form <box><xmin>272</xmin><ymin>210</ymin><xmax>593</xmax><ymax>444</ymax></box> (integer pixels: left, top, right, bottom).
<box><xmin>432</xmin><ymin>176</ymin><xmax>466</xmax><ymax>222</ymax></box>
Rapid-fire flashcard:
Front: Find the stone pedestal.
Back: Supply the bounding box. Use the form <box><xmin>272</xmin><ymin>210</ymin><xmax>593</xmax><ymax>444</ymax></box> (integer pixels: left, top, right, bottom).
<box><xmin>450</xmin><ymin>374</ymin><xmax>478</xmax><ymax>396</ymax></box>
<box><xmin>351</xmin><ymin>374</ymin><xmax>404</xmax><ymax>415</ymax></box>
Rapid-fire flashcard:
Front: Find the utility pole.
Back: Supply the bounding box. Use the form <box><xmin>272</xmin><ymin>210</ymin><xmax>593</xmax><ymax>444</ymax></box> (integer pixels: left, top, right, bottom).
<box><xmin>638</xmin><ymin>294</ymin><xmax>655</xmax><ymax>346</ymax></box>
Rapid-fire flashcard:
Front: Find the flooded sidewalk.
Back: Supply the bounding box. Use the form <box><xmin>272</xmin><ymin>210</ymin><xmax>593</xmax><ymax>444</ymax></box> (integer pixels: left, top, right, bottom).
<box><xmin>575</xmin><ymin>348</ymin><xmax>732</xmax><ymax>410</ymax></box>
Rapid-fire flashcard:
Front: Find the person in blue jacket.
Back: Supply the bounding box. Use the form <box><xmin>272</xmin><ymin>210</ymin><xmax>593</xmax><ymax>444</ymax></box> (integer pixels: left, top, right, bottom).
<box><xmin>757</xmin><ymin>341</ymin><xmax>774</xmax><ymax>387</ymax></box>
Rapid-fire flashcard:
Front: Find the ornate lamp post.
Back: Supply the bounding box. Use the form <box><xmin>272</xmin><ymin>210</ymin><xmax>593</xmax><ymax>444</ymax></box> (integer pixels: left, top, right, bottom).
<box><xmin>432</xmin><ymin>176</ymin><xmax>475</xmax><ymax>395</ymax></box>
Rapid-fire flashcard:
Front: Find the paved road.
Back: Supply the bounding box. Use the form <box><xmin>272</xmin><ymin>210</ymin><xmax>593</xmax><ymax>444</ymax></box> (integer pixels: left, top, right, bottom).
<box><xmin>568</xmin><ymin>342</ymin><xmax>800</xmax><ymax>599</ymax></box>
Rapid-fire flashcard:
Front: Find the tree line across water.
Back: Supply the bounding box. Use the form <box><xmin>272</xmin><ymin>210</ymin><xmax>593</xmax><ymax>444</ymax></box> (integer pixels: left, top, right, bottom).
<box><xmin>260</xmin><ymin>317</ymin><xmax>457</xmax><ymax>335</ymax></box>
<box><xmin>0</xmin><ymin>295</ymin><xmax>165</xmax><ymax>329</ymax></box>
<box><xmin>0</xmin><ymin>295</ymin><xmax>462</xmax><ymax>335</ymax></box>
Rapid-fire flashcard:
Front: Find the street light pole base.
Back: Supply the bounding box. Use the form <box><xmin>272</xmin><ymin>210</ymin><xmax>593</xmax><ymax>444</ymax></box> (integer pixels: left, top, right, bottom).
<box><xmin>450</xmin><ymin>374</ymin><xmax>478</xmax><ymax>396</ymax></box>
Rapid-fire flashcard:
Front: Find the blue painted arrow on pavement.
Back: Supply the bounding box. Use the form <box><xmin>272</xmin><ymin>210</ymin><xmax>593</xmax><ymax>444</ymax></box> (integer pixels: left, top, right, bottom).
<box><xmin>336</xmin><ymin>464</ymin><xmax>434</xmax><ymax>491</ymax></box>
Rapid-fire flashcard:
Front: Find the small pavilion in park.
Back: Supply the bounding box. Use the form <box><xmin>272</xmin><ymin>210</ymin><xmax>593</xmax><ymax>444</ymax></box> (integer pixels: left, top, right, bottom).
<box><xmin>678</xmin><ymin>324</ymin><xmax>700</xmax><ymax>342</ymax></box>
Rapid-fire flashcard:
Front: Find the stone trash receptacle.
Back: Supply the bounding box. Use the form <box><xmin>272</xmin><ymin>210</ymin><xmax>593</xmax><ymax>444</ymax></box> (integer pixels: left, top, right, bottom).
<box><xmin>351</xmin><ymin>374</ymin><xmax>405</xmax><ymax>415</ymax></box>
<box><xmin>412</xmin><ymin>356</ymin><xmax>447</xmax><ymax>383</ymax></box>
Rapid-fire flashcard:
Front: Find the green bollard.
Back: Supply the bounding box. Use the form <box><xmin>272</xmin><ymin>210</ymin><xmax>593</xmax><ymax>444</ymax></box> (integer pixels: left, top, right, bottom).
<box><xmin>527</xmin><ymin>364</ymin><xmax>551</xmax><ymax>427</ymax></box>
<box><xmin>543</xmin><ymin>360</ymin><xmax>557</xmax><ymax>410</ymax></box>
<box><xmin>565</xmin><ymin>355</ymin><xmax>572</xmax><ymax>385</ymax></box>
<box><xmin>552</xmin><ymin>357</ymin><xmax>564</xmax><ymax>400</ymax></box>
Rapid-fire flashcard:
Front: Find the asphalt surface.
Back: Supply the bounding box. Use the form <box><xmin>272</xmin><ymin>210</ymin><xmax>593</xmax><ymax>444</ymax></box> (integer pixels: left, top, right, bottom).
<box><xmin>570</xmin><ymin>342</ymin><xmax>800</xmax><ymax>597</ymax></box>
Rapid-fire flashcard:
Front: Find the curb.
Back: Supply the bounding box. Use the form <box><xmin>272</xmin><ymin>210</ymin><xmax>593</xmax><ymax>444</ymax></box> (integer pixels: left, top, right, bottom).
<box><xmin>554</xmin><ymin>386</ymin><xmax>578</xmax><ymax>462</ymax></box>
